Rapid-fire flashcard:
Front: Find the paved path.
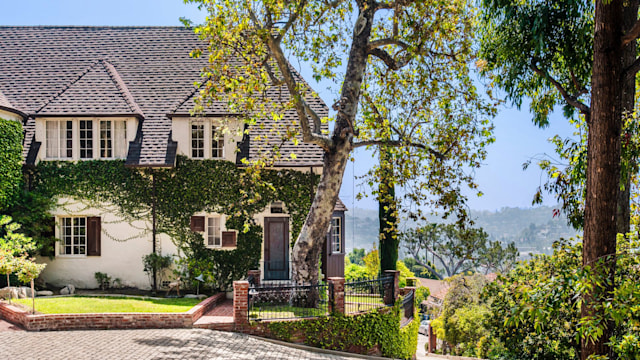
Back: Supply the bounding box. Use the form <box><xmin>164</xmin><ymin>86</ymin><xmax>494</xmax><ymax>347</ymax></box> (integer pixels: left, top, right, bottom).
<box><xmin>0</xmin><ymin>328</ymin><xmax>357</xmax><ymax>360</ymax></box>
<box><xmin>0</xmin><ymin>318</ymin><xmax>22</xmax><ymax>332</ymax></box>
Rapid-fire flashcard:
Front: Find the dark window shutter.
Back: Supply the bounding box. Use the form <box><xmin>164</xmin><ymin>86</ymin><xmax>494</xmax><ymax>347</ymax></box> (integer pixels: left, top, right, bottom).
<box><xmin>221</xmin><ymin>231</ymin><xmax>237</xmax><ymax>247</ymax></box>
<box><xmin>40</xmin><ymin>217</ymin><xmax>57</xmax><ymax>257</ymax></box>
<box><xmin>190</xmin><ymin>216</ymin><xmax>205</xmax><ymax>232</ymax></box>
<box><xmin>87</xmin><ymin>216</ymin><xmax>101</xmax><ymax>256</ymax></box>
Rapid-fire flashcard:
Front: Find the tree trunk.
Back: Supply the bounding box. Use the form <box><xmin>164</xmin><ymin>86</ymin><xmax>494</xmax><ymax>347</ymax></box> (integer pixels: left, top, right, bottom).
<box><xmin>291</xmin><ymin>1</ymin><xmax>376</xmax><ymax>291</ymax></box>
<box><xmin>379</xmin><ymin>148</ymin><xmax>398</xmax><ymax>273</ymax></box>
<box><xmin>616</xmin><ymin>0</ymin><xmax>638</xmax><ymax>236</ymax></box>
<box><xmin>291</xmin><ymin>141</ymin><xmax>351</xmax><ymax>287</ymax></box>
<box><xmin>582</xmin><ymin>2</ymin><xmax>623</xmax><ymax>358</ymax></box>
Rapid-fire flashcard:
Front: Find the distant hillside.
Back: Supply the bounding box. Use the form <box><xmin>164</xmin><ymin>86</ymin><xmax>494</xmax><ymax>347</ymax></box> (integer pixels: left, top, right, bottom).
<box><xmin>344</xmin><ymin>206</ymin><xmax>581</xmax><ymax>255</ymax></box>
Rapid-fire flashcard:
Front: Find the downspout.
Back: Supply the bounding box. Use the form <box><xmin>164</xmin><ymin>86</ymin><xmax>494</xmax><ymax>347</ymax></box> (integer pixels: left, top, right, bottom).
<box><xmin>151</xmin><ymin>169</ymin><xmax>157</xmax><ymax>294</ymax></box>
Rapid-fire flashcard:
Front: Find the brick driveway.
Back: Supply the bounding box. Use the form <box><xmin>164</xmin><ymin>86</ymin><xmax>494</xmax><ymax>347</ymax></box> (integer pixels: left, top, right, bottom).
<box><xmin>0</xmin><ymin>328</ymin><xmax>357</xmax><ymax>360</ymax></box>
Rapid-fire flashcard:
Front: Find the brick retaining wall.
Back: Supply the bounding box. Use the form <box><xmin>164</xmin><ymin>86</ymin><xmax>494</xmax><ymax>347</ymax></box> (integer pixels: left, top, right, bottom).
<box><xmin>0</xmin><ymin>293</ymin><xmax>226</xmax><ymax>331</ymax></box>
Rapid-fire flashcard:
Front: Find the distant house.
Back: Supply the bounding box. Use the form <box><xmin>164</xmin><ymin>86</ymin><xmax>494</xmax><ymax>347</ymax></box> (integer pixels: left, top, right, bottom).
<box><xmin>0</xmin><ymin>26</ymin><xmax>346</xmax><ymax>289</ymax></box>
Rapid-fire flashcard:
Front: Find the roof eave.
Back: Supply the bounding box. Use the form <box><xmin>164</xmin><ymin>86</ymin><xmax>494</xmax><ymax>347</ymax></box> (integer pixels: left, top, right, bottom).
<box><xmin>0</xmin><ymin>106</ymin><xmax>28</xmax><ymax>120</ymax></box>
<box><xmin>33</xmin><ymin>113</ymin><xmax>144</xmax><ymax>120</ymax></box>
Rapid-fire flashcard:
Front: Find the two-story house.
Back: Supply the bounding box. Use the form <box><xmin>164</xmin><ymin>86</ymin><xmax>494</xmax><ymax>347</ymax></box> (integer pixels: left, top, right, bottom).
<box><xmin>0</xmin><ymin>26</ymin><xmax>346</xmax><ymax>290</ymax></box>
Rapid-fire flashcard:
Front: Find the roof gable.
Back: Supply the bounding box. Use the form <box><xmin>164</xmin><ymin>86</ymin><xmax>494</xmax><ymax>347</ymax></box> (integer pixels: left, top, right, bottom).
<box><xmin>36</xmin><ymin>60</ymin><xmax>143</xmax><ymax>117</ymax></box>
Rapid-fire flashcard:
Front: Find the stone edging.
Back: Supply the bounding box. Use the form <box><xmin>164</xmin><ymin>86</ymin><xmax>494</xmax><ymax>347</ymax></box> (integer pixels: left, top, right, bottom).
<box><xmin>0</xmin><ymin>293</ymin><xmax>225</xmax><ymax>331</ymax></box>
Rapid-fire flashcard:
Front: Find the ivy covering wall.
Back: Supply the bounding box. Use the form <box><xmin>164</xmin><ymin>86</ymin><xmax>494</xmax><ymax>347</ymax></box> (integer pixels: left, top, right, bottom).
<box><xmin>22</xmin><ymin>156</ymin><xmax>318</xmax><ymax>290</ymax></box>
<box><xmin>0</xmin><ymin>118</ymin><xmax>23</xmax><ymax>211</ymax></box>
<box><xmin>265</xmin><ymin>304</ymin><xmax>419</xmax><ymax>359</ymax></box>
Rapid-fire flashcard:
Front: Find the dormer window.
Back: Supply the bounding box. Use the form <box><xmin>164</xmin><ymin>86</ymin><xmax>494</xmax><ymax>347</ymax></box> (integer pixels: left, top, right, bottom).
<box><xmin>190</xmin><ymin>119</ymin><xmax>225</xmax><ymax>159</ymax></box>
<box><xmin>43</xmin><ymin>118</ymin><xmax>130</xmax><ymax>160</ymax></box>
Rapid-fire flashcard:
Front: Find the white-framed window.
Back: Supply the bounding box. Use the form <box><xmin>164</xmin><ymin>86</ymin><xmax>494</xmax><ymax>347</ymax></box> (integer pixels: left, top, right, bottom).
<box><xmin>191</xmin><ymin>120</ymin><xmax>205</xmax><ymax>159</ymax></box>
<box><xmin>46</xmin><ymin>120</ymin><xmax>73</xmax><ymax>159</ymax></box>
<box><xmin>100</xmin><ymin>120</ymin><xmax>127</xmax><ymax>159</ymax></box>
<box><xmin>187</xmin><ymin>118</ymin><xmax>226</xmax><ymax>160</ymax></box>
<box><xmin>44</xmin><ymin>119</ymin><xmax>128</xmax><ymax>160</ymax></box>
<box><xmin>211</xmin><ymin>125</ymin><xmax>224</xmax><ymax>159</ymax></box>
<box><xmin>206</xmin><ymin>216</ymin><xmax>222</xmax><ymax>247</ymax></box>
<box><xmin>79</xmin><ymin>120</ymin><xmax>93</xmax><ymax>159</ymax></box>
<box><xmin>331</xmin><ymin>216</ymin><xmax>342</xmax><ymax>253</ymax></box>
<box><xmin>59</xmin><ymin>217</ymin><xmax>86</xmax><ymax>256</ymax></box>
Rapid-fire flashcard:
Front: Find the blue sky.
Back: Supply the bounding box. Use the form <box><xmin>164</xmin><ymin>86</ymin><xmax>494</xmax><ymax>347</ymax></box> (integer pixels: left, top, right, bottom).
<box><xmin>1</xmin><ymin>0</ymin><xmax>576</xmax><ymax>212</ymax></box>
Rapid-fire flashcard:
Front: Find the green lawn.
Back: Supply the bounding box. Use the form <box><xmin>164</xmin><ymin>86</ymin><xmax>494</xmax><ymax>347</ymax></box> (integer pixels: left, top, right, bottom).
<box><xmin>12</xmin><ymin>296</ymin><xmax>202</xmax><ymax>314</ymax></box>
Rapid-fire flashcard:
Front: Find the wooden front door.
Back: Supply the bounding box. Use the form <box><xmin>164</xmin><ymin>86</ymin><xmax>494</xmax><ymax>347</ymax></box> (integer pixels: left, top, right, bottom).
<box><xmin>264</xmin><ymin>217</ymin><xmax>289</xmax><ymax>280</ymax></box>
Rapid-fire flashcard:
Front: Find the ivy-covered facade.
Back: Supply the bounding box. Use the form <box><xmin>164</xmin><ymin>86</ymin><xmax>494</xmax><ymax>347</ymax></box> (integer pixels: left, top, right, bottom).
<box><xmin>0</xmin><ymin>26</ymin><xmax>347</xmax><ymax>291</ymax></box>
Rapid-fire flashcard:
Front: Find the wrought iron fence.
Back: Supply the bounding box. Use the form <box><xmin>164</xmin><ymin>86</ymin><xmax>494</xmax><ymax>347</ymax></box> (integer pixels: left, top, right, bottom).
<box><xmin>248</xmin><ymin>281</ymin><xmax>331</xmax><ymax>321</ymax></box>
<box><xmin>401</xmin><ymin>289</ymin><xmax>415</xmax><ymax>327</ymax></box>
<box><xmin>344</xmin><ymin>275</ymin><xmax>394</xmax><ymax>314</ymax></box>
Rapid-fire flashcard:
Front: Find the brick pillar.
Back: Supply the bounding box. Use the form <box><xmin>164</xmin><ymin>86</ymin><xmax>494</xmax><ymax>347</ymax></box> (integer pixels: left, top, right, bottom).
<box><xmin>233</xmin><ymin>280</ymin><xmax>249</xmax><ymax>330</ymax></box>
<box><xmin>247</xmin><ymin>269</ymin><xmax>261</xmax><ymax>287</ymax></box>
<box><xmin>428</xmin><ymin>324</ymin><xmax>437</xmax><ymax>353</ymax></box>
<box><xmin>383</xmin><ymin>270</ymin><xmax>400</xmax><ymax>305</ymax></box>
<box><xmin>328</xmin><ymin>277</ymin><xmax>345</xmax><ymax>314</ymax></box>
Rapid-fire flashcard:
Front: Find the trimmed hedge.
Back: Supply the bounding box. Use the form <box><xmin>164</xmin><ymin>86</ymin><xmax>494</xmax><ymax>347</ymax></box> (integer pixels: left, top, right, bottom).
<box><xmin>265</xmin><ymin>302</ymin><xmax>419</xmax><ymax>359</ymax></box>
<box><xmin>0</xmin><ymin>118</ymin><xmax>23</xmax><ymax>211</ymax></box>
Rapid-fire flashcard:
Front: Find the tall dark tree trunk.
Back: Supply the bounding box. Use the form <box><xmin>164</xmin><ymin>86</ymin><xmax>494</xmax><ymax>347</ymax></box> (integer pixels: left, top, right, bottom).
<box><xmin>617</xmin><ymin>0</ymin><xmax>638</xmax><ymax>236</ymax></box>
<box><xmin>582</xmin><ymin>1</ymin><xmax>623</xmax><ymax>358</ymax></box>
<box><xmin>379</xmin><ymin>148</ymin><xmax>398</xmax><ymax>273</ymax></box>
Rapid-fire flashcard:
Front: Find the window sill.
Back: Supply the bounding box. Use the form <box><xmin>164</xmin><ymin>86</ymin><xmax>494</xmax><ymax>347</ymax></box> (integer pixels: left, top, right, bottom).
<box><xmin>205</xmin><ymin>246</ymin><xmax>236</xmax><ymax>251</ymax></box>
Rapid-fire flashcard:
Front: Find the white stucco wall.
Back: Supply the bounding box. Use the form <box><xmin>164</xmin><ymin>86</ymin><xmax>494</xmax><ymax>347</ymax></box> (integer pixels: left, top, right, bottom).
<box><xmin>37</xmin><ymin>198</ymin><xmax>178</xmax><ymax>290</ymax></box>
<box><xmin>0</xmin><ymin>109</ymin><xmax>23</xmax><ymax>122</ymax></box>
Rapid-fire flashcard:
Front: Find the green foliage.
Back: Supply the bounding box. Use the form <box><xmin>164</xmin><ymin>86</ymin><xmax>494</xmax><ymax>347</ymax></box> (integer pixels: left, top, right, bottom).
<box><xmin>17</xmin><ymin>157</ymin><xmax>315</xmax><ymax>291</ymax></box>
<box><xmin>415</xmin><ymin>286</ymin><xmax>430</xmax><ymax>306</ymax></box>
<box><xmin>484</xmin><ymin>236</ymin><xmax>640</xmax><ymax>359</ymax></box>
<box><xmin>94</xmin><ymin>272</ymin><xmax>113</xmax><ymax>290</ymax></box>
<box><xmin>347</xmin><ymin>248</ymin><xmax>365</xmax><ymax>266</ymax></box>
<box><xmin>403</xmin><ymin>257</ymin><xmax>439</xmax><ymax>279</ymax></box>
<box><xmin>432</xmin><ymin>274</ymin><xmax>491</xmax><ymax>356</ymax></box>
<box><xmin>479</xmin><ymin>0</ymin><xmax>593</xmax><ymax>127</ymax></box>
<box><xmin>346</xmin><ymin>248</ymin><xmax>415</xmax><ymax>286</ymax></box>
<box><xmin>403</xmin><ymin>223</ymin><xmax>515</xmax><ymax>278</ymax></box>
<box><xmin>344</xmin><ymin>263</ymin><xmax>368</xmax><ymax>282</ymax></box>
<box><xmin>0</xmin><ymin>118</ymin><xmax>23</xmax><ymax>211</ymax></box>
<box><xmin>265</xmin><ymin>303</ymin><xmax>419</xmax><ymax>359</ymax></box>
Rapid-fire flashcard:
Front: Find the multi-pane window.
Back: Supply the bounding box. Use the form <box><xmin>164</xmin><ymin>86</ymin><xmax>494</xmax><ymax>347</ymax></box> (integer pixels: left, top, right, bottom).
<box><xmin>45</xmin><ymin>119</ymin><xmax>128</xmax><ymax>160</ymax></box>
<box><xmin>212</xmin><ymin>125</ymin><xmax>224</xmax><ymax>158</ymax></box>
<box><xmin>191</xmin><ymin>121</ymin><xmax>205</xmax><ymax>158</ymax></box>
<box><xmin>100</xmin><ymin>120</ymin><xmax>112</xmax><ymax>158</ymax></box>
<box><xmin>46</xmin><ymin>120</ymin><xmax>73</xmax><ymax>158</ymax></box>
<box><xmin>99</xmin><ymin>120</ymin><xmax>127</xmax><ymax>159</ymax></box>
<box><xmin>207</xmin><ymin>217</ymin><xmax>221</xmax><ymax>247</ymax></box>
<box><xmin>79</xmin><ymin>120</ymin><xmax>93</xmax><ymax>159</ymax></box>
<box><xmin>331</xmin><ymin>216</ymin><xmax>342</xmax><ymax>253</ymax></box>
<box><xmin>60</xmin><ymin>217</ymin><xmax>86</xmax><ymax>255</ymax></box>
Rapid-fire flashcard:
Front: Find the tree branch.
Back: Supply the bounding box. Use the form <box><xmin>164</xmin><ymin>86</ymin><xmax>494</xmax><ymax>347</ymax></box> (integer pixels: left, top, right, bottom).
<box><xmin>622</xmin><ymin>18</ymin><xmax>640</xmax><ymax>48</ymax></box>
<box><xmin>274</xmin><ymin>0</ymin><xmax>308</xmax><ymax>43</ymax></box>
<box><xmin>368</xmin><ymin>48</ymin><xmax>410</xmax><ymax>70</ymax></box>
<box><xmin>530</xmin><ymin>60</ymin><xmax>591</xmax><ymax>121</ymax></box>
<box><xmin>265</xmin><ymin>35</ymin><xmax>333</xmax><ymax>150</ymax></box>
<box><xmin>623</xmin><ymin>56</ymin><xmax>640</xmax><ymax>82</ymax></box>
<box><xmin>353</xmin><ymin>139</ymin><xmax>445</xmax><ymax>160</ymax></box>
<box><xmin>367</xmin><ymin>38</ymin><xmax>409</xmax><ymax>51</ymax></box>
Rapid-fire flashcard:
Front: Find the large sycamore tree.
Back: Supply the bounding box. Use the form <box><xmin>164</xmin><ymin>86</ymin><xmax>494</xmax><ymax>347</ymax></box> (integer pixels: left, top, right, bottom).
<box><xmin>188</xmin><ymin>0</ymin><xmax>495</xmax><ymax>286</ymax></box>
<box><xmin>481</xmin><ymin>0</ymin><xmax>640</xmax><ymax>358</ymax></box>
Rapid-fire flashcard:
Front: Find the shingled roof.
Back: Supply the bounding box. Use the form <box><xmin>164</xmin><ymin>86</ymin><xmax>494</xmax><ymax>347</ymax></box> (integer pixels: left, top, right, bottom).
<box><xmin>0</xmin><ymin>26</ymin><xmax>327</xmax><ymax>167</ymax></box>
